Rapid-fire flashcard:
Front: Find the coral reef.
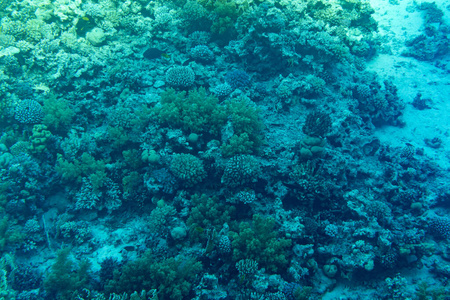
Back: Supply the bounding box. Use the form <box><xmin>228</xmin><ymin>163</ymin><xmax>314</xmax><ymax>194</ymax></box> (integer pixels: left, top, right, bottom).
<box><xmin>0</xmin><ymin>0</ymin><xmax>448</xmax><ymax>298</ymax></box>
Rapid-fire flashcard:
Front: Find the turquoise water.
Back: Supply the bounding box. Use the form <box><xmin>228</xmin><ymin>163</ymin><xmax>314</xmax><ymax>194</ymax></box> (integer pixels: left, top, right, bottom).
<box><xmin>0</xmin><ymin>0</ymin><xmax>449</xmax><ymax>299</ymax></box>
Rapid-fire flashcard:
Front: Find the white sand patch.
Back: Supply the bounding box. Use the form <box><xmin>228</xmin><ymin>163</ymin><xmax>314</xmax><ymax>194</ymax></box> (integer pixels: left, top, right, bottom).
<box><xmin>367</xmin><ymin>0</ymin><xmax>450</xmax><ymax>170</ymax></box>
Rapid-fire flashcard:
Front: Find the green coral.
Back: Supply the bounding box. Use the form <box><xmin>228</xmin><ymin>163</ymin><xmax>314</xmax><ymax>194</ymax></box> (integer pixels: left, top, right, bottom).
<box><xmin>122</xmin><ymin>171</ymin><xmax>141</xmax><ymax>194</ymax></box>
<box><xmin>225</xmin><ymin>97</ymin><xmax>263</xmax><ymax>138</ymax></box>
<box><xmin>107</xmin><ymin>126</ymin><xmax>129</xmax><ymax>149</ymax></box>
<box><xmin>156</xmin><ymin>88</ymin><xmax>263</xmax><ymax>156</ymax></box>
<box><xmin>122</xmin><ymin>149</ymin><xmax>143</xmax><ymax>169</ymax></box>
<box><xmin>29</xmin><ymin>124</ymin><xmax>51</xmax><ymax>153</ymax></box>
<box><xmin>106</xmin><ymin>251</ymin><xmax>202</xmax><ymax>300</ymax></box>
<box><xmin>156</xmin><ymin>87</ymin><xmax>227</xmax><ymax>135</ymax></box>
<box><xmin>221</xmin><ymin>97</ymin><xmax>263</xmax><ymax>156</ymax></box>
<box><xmin>43</xmin><ymin>248</ymin><xmax>90</xmax><ymax>300</ymax></box>
<box><xmin>221</xmin><ymin>133</ymin><xmax>255</xmax><ymax>157</ymax></box>
<box><xmin>42</xmin><ymin>94</ymin><xmax>75</xmax><ymax>131</ymax></box>
<box><xmin>196</xmin><ymin>0</ymin><xmax>245</xmax><ymax>40</ymax></box>
<box><xmin>230</xmin><ymin>214</ymin><xmax>292</xmax><ymax>272</ymax></box>
<box><xmin>294</xmin><ymin>285</ymin><xmax>313</xmax><ymax>300</ymax></box>
<box><xmin>0</xmin><ymin>216</ymin><xmax>25</xmax><ymax>252</ymax></box>
<box><xmin>55</xmin><ymin>153</ymin><xmax>106</xmax><ymax>189</ymax></box>
<box><xmin>0</xmin><ymin>182</ymin><xmax>9</xmax><ymax>213</ymax></box>
<box><xmin>187</xmin><ymin>194</ymin><xmax>235</xmax><ymax>240</ymax></box>
<box><xmin>0</xmin><ymin>94</ymin><xmax>14</xmax><ymax>123</ymax></box>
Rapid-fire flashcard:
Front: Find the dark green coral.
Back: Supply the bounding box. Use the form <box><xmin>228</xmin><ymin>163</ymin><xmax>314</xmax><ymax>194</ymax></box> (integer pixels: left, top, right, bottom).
<box><xmin>106</xmin><ymin>252</ymin><xmax>202</xmax><ymax>300</ymax></box>
<box><xmin>156</xmin><ymin>87</ymin><xmax>227</xmax><ymax>134</ymax></box>
<box><xmin>43</xmin><ymin>248</ymin><xmax>91</xmax><ymax>300</ymax></box>
<box><xmin>187</xmin><ymin>193</ymin><xmax>235</xmax><ymax>236</ymax></box>
<box><xmin>230</xmin><ymin>215</ymin><xmax>292</xmax><ymax>272</ymax></box>
<box><xmin>221</xmin><ymin>97</ymin><xmax>264</xmax><ymax>156</ymax></box>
